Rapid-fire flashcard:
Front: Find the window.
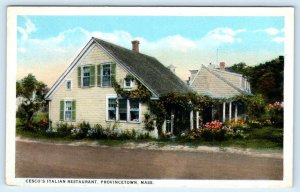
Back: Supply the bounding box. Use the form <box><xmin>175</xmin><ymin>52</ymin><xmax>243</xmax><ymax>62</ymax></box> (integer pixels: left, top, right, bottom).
<box><xmin>118</xmin><ymin>99</ymin><xmax>127</xmax><ymax>121</ymax></box>
<box><xmin>124</xmin><ymin>78</ymin><xmax>132</xmax><ymax>89</ymax></box>
<box><xmin>82</xmin><ymin>66</ymin><xmax>90</xmax><ymax>87</ymax></box>
<box><xmin>67</xmin><ymin>80</ymin><xmax>72</xmax><ymax>89</ymax></box>
<box><xmin>78</xmin><ymin>65</ymin><xmax>95</xmax><ymax>87</ymax></box>
<box><xmin>106</xmin><ymin>97</ymin><xmax>140</xmax><ymax>123</ymax></box>
<box><xmin>102</xmin><ymin>64</ymin><xmax>111</xmax><ymax>86</ymax></box>
<box><xmin>64</xmin><ymin>101</ymin><xmax>73</xmax><ymax>121</ymax></box>
<box><xmin>129</xmin><ymin>99</ymin><xmax>140</xmax><ymax>122</ymax></box>
<box><xmin>60</xmin><ymin>100</ymin><xmax>76</xmax><ymax>121</ymax></box>
<box><xmin>108</xmin><ymin>98</ymin><xmax>116</xmax><ymax>120</ymax></box>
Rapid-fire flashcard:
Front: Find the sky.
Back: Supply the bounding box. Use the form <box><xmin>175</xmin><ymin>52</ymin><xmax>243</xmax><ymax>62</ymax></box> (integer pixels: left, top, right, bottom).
<box><xmin>17</xmin><ymin>16</ymin><xmax>284</xmax><ymax>86</ymax></box>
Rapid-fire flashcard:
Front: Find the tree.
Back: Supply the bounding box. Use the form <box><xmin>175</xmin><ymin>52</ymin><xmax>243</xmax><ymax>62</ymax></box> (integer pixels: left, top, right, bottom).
<box><xmin>16</xmin><ymin>74</ymin><xmax>49</xmax><ymax>129</ymax></box>
<box><xmin>227</xmin><ymin>56</ymin><xmax>284</xmax><ymax>103</ymax></box>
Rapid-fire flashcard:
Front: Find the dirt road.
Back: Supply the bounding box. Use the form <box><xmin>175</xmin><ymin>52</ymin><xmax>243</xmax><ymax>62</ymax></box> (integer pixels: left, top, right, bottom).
<box><xmin>15</xmin><ymin>140</ymin><xmax>283</xmax><ymax>179</ymax></box>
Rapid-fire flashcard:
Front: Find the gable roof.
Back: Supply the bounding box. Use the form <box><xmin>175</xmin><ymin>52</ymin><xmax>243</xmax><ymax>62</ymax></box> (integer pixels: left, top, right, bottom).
<box><xmin>190</xmin><ymin>65</ymin><xmax>251</xmax><ymax>98</ymax></box>
<box><xmin>93</xmin><ymin>38</ymin><xmax>190</xmax><ymax>96</ymax></box>
<box><xmin>45</xmin><ymin>37</ymin><xmax>190</xmax><ymax>100</ymax></box>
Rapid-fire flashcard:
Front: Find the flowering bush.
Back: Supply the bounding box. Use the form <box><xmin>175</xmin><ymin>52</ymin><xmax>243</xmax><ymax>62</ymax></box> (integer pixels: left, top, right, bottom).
<box><xmin>186</xmin><ymin>120</ymin><xmax>247</xmax><ymax>141</ymax></box>
<box><xmin>266</xmin><ymin>101</ymin><xmax>283</xmax><ymax>127</ymax></box>
<box><xmin>228</xmin><ymin>120</ymin><xmax>248</xmax><ymax>129</ymax></box>
<box><xmin>204</xmin><ymin>120</ymin><xmax>223</xmax><ymax>130</ymax></box>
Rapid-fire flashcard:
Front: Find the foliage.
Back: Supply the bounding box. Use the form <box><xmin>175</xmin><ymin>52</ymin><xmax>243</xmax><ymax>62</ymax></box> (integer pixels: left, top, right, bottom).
<box><xmin>112</xmin><ymin>76</ymin><xmax>152</xmax><ymax>102</ymax></box>
<box><xmin>36</xmin><ymin>121</ymin><xmax>152</xmax><ymax>140</ymax></box>
<box><xmin>265</xmin><ymin>101</ymin><xmax>284</xmax><ymax>127</ymax></box>
<box><xmin>226</xmin><ymin>119</ymin><xmax>249</xmax><ymax>130</ymax></box>
<box><xmin>143</xmin><ymin>113</ymin><xmax>155</xmax><ymax>131</ymax></box>
<box><xmin>185</xmin><ymin>120</ymin><xmax>247</xmax><ymax>141</ymax></box>
<box><xmin>32</xmin><ymin>112</ymin><xmax>49</xmax><ymax>131</ymax></box>
<box><xmin>16</xmin><ymin>74</ymin><xmax>49</xmax><ymax>130</ymax></box>
<box><xmin>204</xmin><ymin>120</ymin><xmax>223</xmax><ymax>130</ymax></box>
<box><xmin>247</xmin><ymin>94</ymin><xmax>266</xmax><ymax>121</ymax></box>
<box><xmin>227</xmin><ymin>56</ymin><xmax>284</xmax><ymax>103</ymax></box>
<box><xmin>72</xmin><ymin>121</ymin><xmax>92</xmax><ymax>139</ymax></box>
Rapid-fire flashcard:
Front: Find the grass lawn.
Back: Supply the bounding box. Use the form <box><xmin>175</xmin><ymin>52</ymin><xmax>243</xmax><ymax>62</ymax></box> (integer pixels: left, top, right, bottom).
<box><xmin>16</xmin><ymin>126</ymin><xmax>283</xmax><ymax>150</ymax></box>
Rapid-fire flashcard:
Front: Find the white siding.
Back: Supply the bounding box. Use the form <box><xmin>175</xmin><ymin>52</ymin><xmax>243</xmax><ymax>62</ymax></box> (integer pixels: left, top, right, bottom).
<box><xmin>49</xmin><ymin>44</ymin><xmax>148</xmax><ymax>129</ymax></box>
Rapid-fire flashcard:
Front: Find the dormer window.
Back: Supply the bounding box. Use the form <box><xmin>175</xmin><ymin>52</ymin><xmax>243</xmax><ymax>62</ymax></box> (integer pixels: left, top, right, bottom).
<box><xmin>124</xmin><ymin>78</ymin><xmax>133</xmax><ymax>89</ymax></box>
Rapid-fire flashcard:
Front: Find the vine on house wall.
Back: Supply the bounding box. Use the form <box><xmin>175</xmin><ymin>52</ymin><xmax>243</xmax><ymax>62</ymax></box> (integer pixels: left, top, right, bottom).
<box><xmin>112</xmin><ymin>75</ymin><xmax>253</xmax><ymax>136</ymax></box>
<box><xmin>112</xmin><ymin>76</ymin><xmax>152</xmax><ymax>102</ymax></box>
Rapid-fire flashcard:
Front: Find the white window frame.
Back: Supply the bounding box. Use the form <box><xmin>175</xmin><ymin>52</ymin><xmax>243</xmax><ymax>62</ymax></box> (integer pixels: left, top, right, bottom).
<box><xmin>101</xmin><ymin>63</ymin><xmax>112</xmax><ymax>87</ymax></box>
<box><xmin>128</xmin><ymin>99</ymin><xmax>141</xmax><ymax>123</ymax></box>
<box><xmin>106</xmin><ymin>95</ymin><xmax>117</xmax><ymax>121</ymax></box>
<box><xmin>105</xmin><ymin>96</ymin><xmax>141</xmax><ymax>123</ymax></box>
<box><xmin>123</xmin><ymin>79</ymin><xmax>133</xmax><ymax>89</ymax></box>
<box><xmin>81</xmin><ymin>65</ymin><xmax>92</xmax><ymax>87</ymax></box>
<box><xmin>66</xmin><ymin>80</ymin><xmax>72</xmax><ymax>90</ymax></box>
<box><xmin>64</xmin><ymin>99</ymin><xmax>73</xmax><ymax>121</ymax></box>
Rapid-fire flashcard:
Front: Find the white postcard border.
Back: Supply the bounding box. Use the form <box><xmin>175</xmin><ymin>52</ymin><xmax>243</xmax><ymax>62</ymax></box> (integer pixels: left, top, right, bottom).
<box><xmin>6</xmin><ymin>6</ymin><xmax>294</xmax><ymax>188</ymax></box>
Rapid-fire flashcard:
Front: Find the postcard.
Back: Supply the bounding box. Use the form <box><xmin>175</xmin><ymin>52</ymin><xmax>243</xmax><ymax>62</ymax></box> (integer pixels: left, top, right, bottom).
<box><xmin>6</xmin><ymin>6</ymin><xmax>294</xmax><ymax>188</ymax></box>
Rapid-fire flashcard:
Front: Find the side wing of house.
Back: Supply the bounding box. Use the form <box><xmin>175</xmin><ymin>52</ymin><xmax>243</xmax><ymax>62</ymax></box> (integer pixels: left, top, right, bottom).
<box><xmin>47</xmin><ymin>42</ymin><xmax>149</xmax><ymax>129</ymax></box>
<box><xmin>190</xmin><ymin>67</ymin><xmax>241</xmax><ymax>98</ymax></box>
<box><xmin>213</xmin><ymin>69</ymin><xmax>251</xmax><ymax>93</ymax></box>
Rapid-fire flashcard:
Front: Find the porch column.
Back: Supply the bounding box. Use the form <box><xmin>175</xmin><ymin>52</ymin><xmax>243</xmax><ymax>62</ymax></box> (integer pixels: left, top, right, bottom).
<box><xmin>196</xmin><ymin>111</ymin><xmax>199</xmax><ymax>128</ymax></box>
<box><xmin>190</xmin><ymin>110</ymin><xmax>194</xmax><ymax>130</ymax></box>
<box><xmin>235</xmin><ymin>103</ymin><xmax>238</xmax><ymax>122</ymax></box>
<box><xmin>229</xmin><ymin>102</ymin><xmax>232</xmax><ymax>121</ymax></box>
<box><xmin>222</xmin><ymin>102</ymin><xmax>226</xmax><ymax>122</ymax></box>
<box><xmin>171</xmin><ymin>112</ymin><xmax>174</xmax><ymax>135</ymax></box>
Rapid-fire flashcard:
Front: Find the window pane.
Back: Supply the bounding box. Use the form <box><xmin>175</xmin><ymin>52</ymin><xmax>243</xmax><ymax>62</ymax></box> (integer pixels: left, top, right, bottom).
<box><xmin>65</xmin><ymin>111</ymin><xmax>71</xmax><ymax>121</ymax></box>
<box><xmin>130</xmin><ymin>100</ymin><xmax>139</xmax><ymax>122</ymax></box>
<box><xmin>102</xmin><ymin>76</ymin><xmax>111</xmax><ymax>86</ymax></box>
<box><xmin>108</xmin><ymin>110</ymin><xmax>116</xmax><ymax>120</ymax></box>
<box><xmin>83</xmin><ymin>77</ymin><xmax>90</xmax><ymax>86</ymax></box>
<box><xmin>108</xmin><ymin>98</ymin><xmax>116</xmax><ymax>120</ymax></box>
<box><xmin>125</xmin><ymin>79</ymin><xmax>131</xmax><ymax>87</ymax></box>
<box><xmin>67</xmin><ymin>81</ymin><xmax>71</xmax><ymax>89</ymax></box>
<box><xmin>82</xmin><ymin>66</ymin><xmax>90</xmax><ymax>86</ymax></box>
<box><xmin>102</xmin><ymin>65</ymin><xmax>111</xmax><ymax>75</ymax></box>
<box><xmin>64</xmin><ymin>101</ymin><xmax>72</xmax><ymax>121</ymax></box>
<box><xmin>102</xmin><ymin>64</ymin><xmax>111</xmax><ymax>86</ymax></box>
<box><xmin>119</xmin><ymin>99</ymin><xmax>127</xmax><ymax>121</ymax></box>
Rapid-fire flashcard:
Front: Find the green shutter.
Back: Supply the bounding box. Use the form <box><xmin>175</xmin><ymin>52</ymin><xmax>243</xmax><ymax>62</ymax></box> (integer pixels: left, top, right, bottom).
<box><xmin>72</xmin><ymin>100</ymin><xmax>76</xmax><ymax>121</ymax></box>
<box><xmin>77</xmin><ymin>67</ymin><xmax>81</xmax><ymax>87</ymax></box>
<box><xmin>97</xmin><ymin>65</ymin><xmax>101</xmax><ymax>86</ymax></box>
<box><xmin>90</xmin><ymin>65</ymin><xmax>95</xmax><ymax>87</ymax></box>
<box><xmin>60</xmin><ymin>100</ymin><xmax>64</xmax><ymax>121</ymax></box>
<box><xmin>111</xmin><ymin>63</ymin><xmax>116</xmax><ymax>85</ymax></box>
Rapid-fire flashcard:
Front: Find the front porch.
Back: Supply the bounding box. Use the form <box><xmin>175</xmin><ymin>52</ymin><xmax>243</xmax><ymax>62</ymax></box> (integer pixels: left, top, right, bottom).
<box><xmin>162</xmin><ymin>100</ymin><xmax>247</xmax><ymax>135</ymax></box>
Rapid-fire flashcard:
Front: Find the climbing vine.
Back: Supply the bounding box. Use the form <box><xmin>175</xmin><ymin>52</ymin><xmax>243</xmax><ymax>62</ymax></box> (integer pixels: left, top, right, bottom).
<box><xmin>112</xmin><ymin>75</ymin><xmax>253</xmax><ymax>136</ymax></box>
<box><xmin>112</xmin><ymin>76</ymin><xmax>152</xmax><ymax>102</ymax></box>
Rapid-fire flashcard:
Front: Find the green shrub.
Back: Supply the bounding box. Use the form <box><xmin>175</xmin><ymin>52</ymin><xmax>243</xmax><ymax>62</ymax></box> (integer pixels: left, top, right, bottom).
<box><xmin>87</xmin><ymin>124</ymin><xmax>106</xmax><ymax>139</ymax></box>
<box><xmin>56</xmin><ymin>122</ymin><xmax>72</xmax><ymax>137</ymax></box>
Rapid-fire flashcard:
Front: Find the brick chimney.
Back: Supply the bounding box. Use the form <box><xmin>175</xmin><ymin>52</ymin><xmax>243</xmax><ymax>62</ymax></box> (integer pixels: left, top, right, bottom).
<box><xmin>131</xmin><ymin>40</ymin><xmax>140</xmax><ymax>53</ymax></box>
<box><xmin>219</xmin><ymin>62</ymin><xmax>225</xmax><ymax>70</ymax></box>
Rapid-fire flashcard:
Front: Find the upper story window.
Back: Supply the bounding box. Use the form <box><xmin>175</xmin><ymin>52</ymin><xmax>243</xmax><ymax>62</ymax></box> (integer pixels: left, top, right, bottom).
<box><xmin>124</xmin><ymin>78</ymin><xmax>133</xmax><ymax>89</ymax></box>
<box><xmin>102</xmin><ymin>64</ymin><xmax>112</xmax><ymax>87</ymax></box>
<box><xmin>77</xmin><ymin>65</ymin><xmax>95</xmax><ymax>88</ymax></box>
<box><xmin>67</xmin><ymin>80</ymin><xmax>72</xmax><ymax>90</ymax></box>
<box><xmin>82</xmin><ymin>66</ymin><xmax>91</xmax><ymax>87</ymax></box>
